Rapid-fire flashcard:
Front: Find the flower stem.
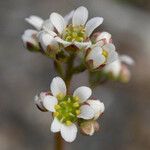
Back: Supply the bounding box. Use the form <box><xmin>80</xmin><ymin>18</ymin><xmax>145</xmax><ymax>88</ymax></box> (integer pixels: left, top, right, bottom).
<box><xmin>54</xmin><ymin>133</ymin><xmax>64</xmax><ymax>150</ymax></box>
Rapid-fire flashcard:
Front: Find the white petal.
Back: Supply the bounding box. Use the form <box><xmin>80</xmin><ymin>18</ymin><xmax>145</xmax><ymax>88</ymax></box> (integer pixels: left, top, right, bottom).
<box><xmin>74</xmin><ymin>41</ymin><xmax>91</xmax><ymax>49</ymax></box>
<box><xmin>73</xmin><ymin>86</ymin><xmax>92</xmax><ymax>103</ymax></box>
<box><xmin>42</xmin><ymin>19</ymin><xmax>54</xmax><ymax>32</ymax></box>
<box><xmin>43</xmin><ymin>95</ymin><xmax>58</xmax><ymax>112</ymax></box>
<box><xmin>103</xmin><ymin>43</ymin><xmax>118</xmax><ymax>64</ymax></box>
<box><xmin>25</xmin><ymin>15</ymin><xmax>44</xmax><ymax>30</ymax></box>
<box><xmin>107</xmin><ymin>51</ymin><xmax>118</xmax><ymax>64</ymax></box>
<box><xmin>103</xmin><ymin>43</ymin><xmax>116</xmax><ymax>52</ymax></box>
<box><xmin>72</xmin><ymin>6</ymin><xmax>88</xmax><ymax>26</ymax></box>
<box><xmin>86</xmin><ymin>46</ymin><xmax>105</xmax><ymax>69</ymax></box>
<box><xmin>96</xmin><ymin>32</ymin><xmax>112</xmax><ymax>43</ymax></box>
<box><xmin>85</xmin><ymin>17</ymin><xmax>104</xmax><ymax>37</ymax></box>
<box><xmin>103</xmin><ymin>60</ymin><xmax>121</xmax><ymax>77</ymax></box>
<box><xmin>50</xmin><ymin>77</ymin><xmax>66</xmax><ymax>97</ymax></box>
<box><xmin>55</xmin><ymin>37</ymin><xmax>71</xmax><ymax>47</ymax></box>
<box><xmin>51</xmin><ymin>118</ymin><xmax>62</xmax><ymax>133</ymax></box>
<box><xmin>87</xmin><ymin>100</ymin><xmax>105</xmax><ymax>119</ymax></box>
<box><xmin>22</xmin><ymin>29</ymin><xmax>38</xmax><ymax>46</ymax></box>
<box><xmin>60</xmin><ymin>124</ymin><xmax>77</xmax><ymax>142</ymax></box>
<box><xmin>78</xmin><ymin>105</ymin><xmax>95</xmax><ymax>119</ymax></box>
<box><xmin>50</xmin><ymin>13</ymin><xmax>66</xmax><ymax>34</ymax></box>
<box><xmin>119</xmin><ymin>55</ymin><xmax>134</xmax><ymax>65</ymax></box>
<box><xmin>38</xmin><ymin>31</ymin><xmax>59</xmax><ymax>51</ymax></box>
<box><xmin>64</xmin><ymin>10</ymin><xmax>74</xmax><ymax>25</ymax></box>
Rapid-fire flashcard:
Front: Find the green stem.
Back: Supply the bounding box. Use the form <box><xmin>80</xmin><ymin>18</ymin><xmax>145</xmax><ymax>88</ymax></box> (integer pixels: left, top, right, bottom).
<box><xmin>64</xmin><ymin>53</ymin><xmax>76</xmax><ymax>93</ymax></box>
<box><xmin>54</xmin><ymin>60</ymin><xmax>64</xmax><ymax>78</ymax></box>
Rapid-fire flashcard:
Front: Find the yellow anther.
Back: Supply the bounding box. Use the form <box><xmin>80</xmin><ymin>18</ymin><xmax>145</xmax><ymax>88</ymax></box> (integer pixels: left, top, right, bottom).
<box><xmin>102</xmin><ymin>50</ymin><xmax>108</xmax><ymax>58</ymax></box>
<box><xmin>54</xmin><ymin>105</ymin><xmax>61</xmax><ymax>110</ymax></box>
<box><xmin>73</xmin><ymin>102</ymin><xmax>79</xmax><ymax>107</ymax></box>
<box><xmin>72</xmin><ymin>32</ymin><xmax>77</xmax><ymax>38</ymax></box>
<box><xmin>66</xmin><ymin>120</ymin><xmax>72</xmax><ymax>126</ymax></box>
<box><xmin>54</xmin><ymin>111</ymin><xmax>59</xmax><ymax>117</ymax></box>
<box><xmin>76</xmin><ymin>110</ymin><xmax>80</xmax><ymax>115</ymax></box>
<box><xmin>74</xmin><ymin>96</ymin><xmax>79</xmax><ymax>101</ymax></box>
<box><xmin>57</xmin><ymin>93</ymin><xmax>64</xmax><ymax>100</ymax></box>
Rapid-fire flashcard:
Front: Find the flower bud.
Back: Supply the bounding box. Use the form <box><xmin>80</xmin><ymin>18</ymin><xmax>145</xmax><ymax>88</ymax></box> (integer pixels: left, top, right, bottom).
<box><xmin>119</xmin><ymin>64</ymin><xmax>131</xmax><ymax>83</ymax></box>
<box><xmin>34</xmin><ymin>92</ymin><xmax>50</xmax><ymax>112</ymax></box>
<box><xmin>22</xmin><ymin>29</ymin><xmax>40</xmax><ymax>52</ymax></box>
<box><xmin>80</xmin><ymin>120</ymin><xmax>100</xmax><ymax>136</ymax></box>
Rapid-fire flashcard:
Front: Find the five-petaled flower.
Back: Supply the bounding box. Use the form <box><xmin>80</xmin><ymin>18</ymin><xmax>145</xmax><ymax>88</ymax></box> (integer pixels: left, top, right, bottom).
<box><xmin>48</xmin><ymin>6</ymin><xmax>104</xmax><ymax>49</ymax></box>
<box><xmin>35</xmin><ymin>76</ymin><xmax>104</xmax><ymax>142</ymax></box>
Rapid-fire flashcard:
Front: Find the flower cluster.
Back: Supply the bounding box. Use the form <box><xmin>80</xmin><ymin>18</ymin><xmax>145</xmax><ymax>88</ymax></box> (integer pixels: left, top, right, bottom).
<box><xmin>22</xmin><ymin>6</ymin><xmax>134</xmax><ymax>143</ymax></box>
<box><xmin>35</xmin><ymin>77</ymin><xmax>104</xmax><ymax>142</ymax></box>
<box><xmin>22</xmin><ymin>6</ymin><xmax>118</xmax><ymax>70</ymax></box>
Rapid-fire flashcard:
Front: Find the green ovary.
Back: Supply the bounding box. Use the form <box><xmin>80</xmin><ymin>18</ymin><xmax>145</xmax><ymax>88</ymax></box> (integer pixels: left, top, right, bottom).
<box><xmin>54</xmin><ymin>95</ymin><xmax>80</xmax><ymax>126</ymax></box>
<box><xmin>62</xmin><ymin>25</ymin><xmax>87</xmax><ymax>42</ymax></box>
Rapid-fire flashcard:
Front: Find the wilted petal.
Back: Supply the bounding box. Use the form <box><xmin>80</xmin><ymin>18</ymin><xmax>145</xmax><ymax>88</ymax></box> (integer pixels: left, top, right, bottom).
<box><xmin>25</xmin><ymin>15</ymin><xmax>44</xmax><ymax>30</ymax></box>
<box><xmin>78</xmin><ymin>105</ymin><xmax>95</xmax><ymax>119</ymax></box>
<box><xmin>50</xmin><ymin>77</ymin><xmax>67</xmax><ymax>97</ymax></box>
<box><xmin>72</xmin><ymin>6</ymin><xmax>88</xmax><ymax>26</ymax></box>
<box><xmin>60</xmin><ymin>124</ymin><xmax>77</xmax><ymax>142</ymax></box>
<box><xmin>50</xmin><ymin>13</ymin><xmax>66</xmax><ymax>34</ymax></box>
<box><xmin>51</xmin><ymin>118</ymin><xmax>62</xmax><ymax>132</ymax></box>
<box><xmin>85</xmin><ymin>17</ymin><xmax>104</xmax><ymax>37</ymax></box>
<box><xmin>73</xmin><ymin>86</ymin><xmax>92</xmax><ymax>103</ymax></box>
<box><xmin>43</xmin><ymin>95</ymin><xmax>58</xmax><ymax>112</ymax></box>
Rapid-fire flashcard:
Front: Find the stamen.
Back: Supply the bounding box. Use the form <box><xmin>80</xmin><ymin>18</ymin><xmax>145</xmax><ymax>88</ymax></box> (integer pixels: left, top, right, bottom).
<box><xmin>54</xmin><ymin>95</ymin><xmax>81</xmax><ymax>125</ymax></box>
<box><xmin>54</xmin><ymin>104</ymin><xmax>61</xmax><ymax>110</ymax></box>
<box><xmin>76</xmin><ymin>110</ymin><xmax>80</xmax><ymax>115</ymax></box>
<box><xmin>102</xmin><ymin>50</ymin><xmax>108</xmax><ymax>58</ymax></box>
<box><xmin>54</xmin><ymin>111</ymin><xmax>59</xmax><ymax>117</ymax></box>
<box><xmin>73</xmin><ymin>102</ymin><xmax>79</xmax><ymax>107</ymax></box>
<box><xmin>66</xmin><ymin>120</ymin><xmax>72</xmax><ymax>126</ymax></box>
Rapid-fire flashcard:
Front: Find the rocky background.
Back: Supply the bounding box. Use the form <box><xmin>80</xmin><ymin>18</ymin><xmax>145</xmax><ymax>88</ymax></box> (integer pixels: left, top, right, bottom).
<box><xmin>0</xmin><ymin>0</ymin><xmax>150</xmax><ymax>150</ymax></box>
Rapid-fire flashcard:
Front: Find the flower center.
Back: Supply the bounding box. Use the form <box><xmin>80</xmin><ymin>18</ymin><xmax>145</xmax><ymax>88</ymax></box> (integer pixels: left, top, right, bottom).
<box><xmin>54</xmin><ymin>94</ymin><xmax>80</xmax><ymax>126</ymax></box>
<box><xmin>62</xmin><ymin>25</ymin><xmax>87</xmax><ymax>42</ymax></box>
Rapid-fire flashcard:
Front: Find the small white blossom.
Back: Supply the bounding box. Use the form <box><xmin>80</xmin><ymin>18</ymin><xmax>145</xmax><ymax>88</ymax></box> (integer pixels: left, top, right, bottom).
<box><xmin>86</xmin><ymin>32</ymin><xmax>118</xmax><ymax>69</ymax></box>
<box><xmin>48</xmin><ymin>6</ymin><xmax>103</xmax><ymax>49</ymax></box>
<box><xmin>37</xmin><ymin>76</ymin><xmax>104</xmax><ymax>142</ymax></box>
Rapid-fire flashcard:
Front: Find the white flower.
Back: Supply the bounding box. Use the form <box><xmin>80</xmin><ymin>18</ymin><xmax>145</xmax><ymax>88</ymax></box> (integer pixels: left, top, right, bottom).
<box><xmin>103</xmin><ymin>55</ymin><xmax>134</xmax><ymax>78</ymax></box>
<box><xmin>86</xmin><ymin>32</ymin><xmax>118</xmax><ymax>69</ymax></box>
<box><xmin>22</xmin><ymin>29</ymin><xmax>40</xmax><ymax>51</ymax></box>
<box><xmin>49</xmin><ymin>6</ymin><xmax>103</xmax><ymax>49</ymax></box>
<box><xmin>40</xmin><ymin>76</ymin><xmax>104</xmax><ymax>142</ymax></box>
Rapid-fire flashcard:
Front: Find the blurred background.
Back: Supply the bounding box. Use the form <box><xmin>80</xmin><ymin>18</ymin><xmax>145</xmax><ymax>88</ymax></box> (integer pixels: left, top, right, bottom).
<box><xmin>0</xmin><ymin>0</ymin><xmax>150</xmax><ymax>150</ymax></box>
